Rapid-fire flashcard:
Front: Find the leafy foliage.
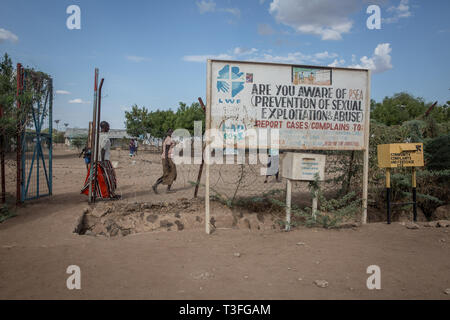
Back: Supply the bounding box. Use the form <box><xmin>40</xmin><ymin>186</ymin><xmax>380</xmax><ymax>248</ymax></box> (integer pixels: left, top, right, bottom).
<box><xmin>0</xmin><ymin>53</ymin><xmax>51</xmax><ymax>151</ymax></box>
<box><xmin>124</xmin><ymin>102</ymin><xmax>205</xmax><ymax>139</ymax></box>
<box><xmin>72</xmin><ymin>135</ymin><xmax>88</xmax><ymax>150</ymax></box>
<box><xmin>424</xmin><ymin>134</ymin><xmax>450</xmax><ymax>171</ymax></box>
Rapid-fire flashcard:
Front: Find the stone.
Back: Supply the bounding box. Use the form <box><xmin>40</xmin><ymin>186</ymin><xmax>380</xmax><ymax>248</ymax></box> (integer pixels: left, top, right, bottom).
<box><xmin>314</xmin><ymin>280</ymin><xmax>329</xmax><ymax>288</ymax></box>
<box><xmin>233</xmin><ymin>252</ymin><xmax>241</xmax><ymax>258</ymax></box>
<box><xmin>238</xmin><ymin>218</ymin><xmax>251</xmax><ymax>230</ymax></box>
<box><xmin>160</xmin><ymin>220</ymin><xmax>173</xmax><ymax>228</ymax></box>
<box><xmin>84</xmin><ymin>230</ymin><xmax>95</xmax><ymax>236</ymax></box>
<box><xmin>296</xmin><ymin>242</ymin><xmax>306</xmax><ymax>246</ymax></box>
<box><xmin>146</xmin><ymin>214</ymin><xmax>158</xmax><ymax>223</ymax></box>
<box><xmin>256</xmin><ymin>212</ymin><xmax>265</xmax><ymax>223</ymax></box>
<box><xmin>213</xmin><ymin>214</ymin><xmax>235</xmax><ymax>229</ymax></box>
<box><xmin>405</xmin><ymin>222</ymin><xmax>420</xmax><ymax>229</ymax></box>
<box><xmin>141</xmin><ymin>202</ymin><xmax>151</xmax><ymax>210</ymax></box>
<box><xmin>124</xmin><ymin>202</ymin><xmax>140</xmax><ymax>213</ymax></box>
<box><xmin>434</xmin><ymin>205</ymin><xmax>450</xmax><ymax>220</ymax></box>
<box><xmin>91</xmin><ymin>207</ymin><xmax>111</xmax><ymax>218</ymax></box>
<box><xmin>192</xmin><ymin>271</ymin><xmax>214</xmax><ymax>280</ymax></box>
<box><xmin>117</xmin><ymin>218</ymin><xmax>134</xmax><ymax>230</ymax></box>
<box><xmin>174</xmin><ymin>220</ymin><xmax>184</xmax><ymax>231</ymax></box>
<box><xmin>444</xmin><ymin>288</ymin><xmax>450</xmax><ymax>295</ymax></box>
<box><xmin>437</xmin><ymin>220</ymin><xmax>450</xmax><ymax>228</ymax></box>
<box><xmin>424</xmin><ymin>221</ymin><xmax>438</xmax><ymax>227</ymax></box>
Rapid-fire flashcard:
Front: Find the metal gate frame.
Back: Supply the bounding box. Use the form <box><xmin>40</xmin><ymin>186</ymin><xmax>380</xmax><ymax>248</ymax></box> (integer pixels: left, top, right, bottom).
<box><xmin>17</xmin><ymin>63</ymin><xmax>53</xmax><ymax>202</ymax></box>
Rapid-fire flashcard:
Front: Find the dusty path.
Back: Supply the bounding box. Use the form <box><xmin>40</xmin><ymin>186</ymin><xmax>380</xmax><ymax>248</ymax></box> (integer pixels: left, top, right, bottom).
<box><xmin>0</xmin><ymin>147</ymin><xmax>449</xmax><ymax>299</ymax></box>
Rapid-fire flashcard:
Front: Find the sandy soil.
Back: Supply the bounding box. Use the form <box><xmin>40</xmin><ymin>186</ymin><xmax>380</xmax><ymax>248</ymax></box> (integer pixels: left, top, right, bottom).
<box><xmin>0</xmin><ymin>146</ymin><xmax>449</xmax><ymax>299</ymax></box>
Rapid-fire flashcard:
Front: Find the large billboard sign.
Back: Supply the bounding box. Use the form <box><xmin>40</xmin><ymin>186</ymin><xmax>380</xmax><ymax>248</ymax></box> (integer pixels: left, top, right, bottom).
<box><xmin>208</xmin><ymin>60</ymin><xmax>370</xmax><ymax>151</ymax></box>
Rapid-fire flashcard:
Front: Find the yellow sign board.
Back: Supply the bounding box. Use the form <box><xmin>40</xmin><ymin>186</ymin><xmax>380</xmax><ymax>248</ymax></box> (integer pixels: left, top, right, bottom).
<box><xmin>377</xmin><ymin>143</ymin><xmax>424</xmax><ymax>168</ymax></box>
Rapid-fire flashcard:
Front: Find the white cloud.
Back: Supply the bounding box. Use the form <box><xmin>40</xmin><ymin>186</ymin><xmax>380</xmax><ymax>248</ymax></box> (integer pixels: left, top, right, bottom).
<box><xmin>196</xmin><ymin>0</ymin><xmax>216</xmax><ymax>13</ymax></box>
<box><xmin>221</xmin><ymin>8</ymin><xmax>241</xmax><ymax>18</ymax></box>
<box><xmin>55</xmin><ymin>90</ymin><xmax>71</xmax><ymax>95</ymax></box>
<box><xmin>69</xmin><ymin>98</ymin><xmax>90</xmax><ymax>104</ymax></box>
<box><xmin>384</xmin><ymin>0</ymin><xmax>412</xmax><ymax>23</ymax></box>
<box><xmin>196</xmin><ymin>0</ymin><xmax>240</xmax><ymax>18</ymax></box>
<box><xmin>182</xmin><ymin>54</ymin><xmax>233</xmax><ymax>63</ymax></box>
<box><xmin>314</xmin><ymin>51</ymin><xmax>338</xmax><ymax>60</ymax></box>
<box><xmin>257</xmin><ymin>52</ymin><xmax>308</xmax><ymax>64</ymax></box>
<box><xmin>328</xmin><ymin>59</ymin><xmax>345</xmax><ymax>67</ymax></box>
<box><xmin>0</xmin><ymin>28</ymin><xmax>19</xmax><ymax>43</ymax></box>
<box><xmin>258</xmin><ymin>24</ymin><xmax>275</xmax><ymax>35</ymax></box>
<box><xmin>183</xmin><ymin>48</ymin><xmax>343</xmax><ymax>66</ymax></box>
<box><xmin>349</xmin><ymin>43</ymin><xmax>392</xmax><ymax>74</ymax></box>
<box><xmin>268</xmin><ymin>0</ymin><xmax>361</xmax><ymax>40</ymax></box>
<box><xmin>126</xmin><ymin>55</ymin><xmax>149</xmax><ymax>63</ymax></box>
<box><xmin>233</xmin><ymin>47</ymin><xmax>258</xmax><ymax>55</ymax></box>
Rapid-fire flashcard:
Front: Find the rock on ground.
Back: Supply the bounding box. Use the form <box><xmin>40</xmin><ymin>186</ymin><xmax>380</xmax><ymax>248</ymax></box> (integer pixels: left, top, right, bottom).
<box><xmin>434</xmin><ymin>205</ymin><xmax>450</xmax><ymax>220</ymax></box>
<box><xmin>314</xmin><ymin>280</ymin><xmax>329</xmax><ymax>288</ymax></box>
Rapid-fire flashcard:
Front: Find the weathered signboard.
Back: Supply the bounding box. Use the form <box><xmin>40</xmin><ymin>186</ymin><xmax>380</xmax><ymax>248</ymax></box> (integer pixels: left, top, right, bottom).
<box><xmin>282</xmin><ymin>153</ymin><xmax>326</xmax><ymax>181</ymax></box>
<box><xmin>377</xmin><ymin>143</ymin><xmax>424</xmax><ymax>168</ymax></box>
<box><xmin>209</xmin><ymin>60</ymin><xmax>370</xmax><ymax>150</ymax></box>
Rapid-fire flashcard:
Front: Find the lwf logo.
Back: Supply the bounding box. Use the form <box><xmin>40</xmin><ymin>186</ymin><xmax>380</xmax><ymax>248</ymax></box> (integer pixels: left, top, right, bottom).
<box><xmin>217</xmin><ymin>65</ymin><xmax>245</xmax><ymax>103</ymax></box>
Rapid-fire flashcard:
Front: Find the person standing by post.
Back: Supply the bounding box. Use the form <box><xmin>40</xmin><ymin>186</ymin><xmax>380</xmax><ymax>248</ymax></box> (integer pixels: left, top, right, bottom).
<box><xmin>152</xmin><ymin>128</ymin><xmax>177</xmax><ymax>194</ymax></box>
<box><xmin>264</xmin><ymin>148</ymin><xmax>280</xmax><ymax>183</ymax></box>
<box><xmin>81</xmin><ymin>121</ymin><xmax>120</xmax><ymax>199</ymax></box>
<box><xmin>79</xmin><ymin>144</ymin><xmax>91</xmax><ymax>171</ymax></box>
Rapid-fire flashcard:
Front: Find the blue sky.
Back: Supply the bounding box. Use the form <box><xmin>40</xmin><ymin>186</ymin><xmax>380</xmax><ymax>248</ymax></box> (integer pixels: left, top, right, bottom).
<box><xmin>1</xmin><ymin>0</ymin><xmax>449</xmax><ymax>129</ymax></box>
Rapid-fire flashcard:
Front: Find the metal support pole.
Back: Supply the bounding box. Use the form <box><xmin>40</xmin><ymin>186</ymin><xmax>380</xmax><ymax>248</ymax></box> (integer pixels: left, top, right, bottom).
<box><xmin>412</xmin><ymin>167</ymin><xmax>417</xmax><ymax>222</ymax></box>
<box><xmin>386</xmin><ymin>168</ymin><xmax>391</xmax><ymax>224</ymax></box>
<box><xmin>194</xmin><ymin>97</ymin><xmax>206</xmax><ymax>199</ymax></box>
<box><xmin>88</xmin><ymin>69</ymin><xmax>99</xmax><ymax>203</ymax></box>
<box><xmin>362</xmin><ymin>70</ymin><xmax>371</xmax><ymax>224</ymax></box>
<box><xmin>48</xmin><ymin>79</ymin><xmax>53</xmax><ymax>195</ymax></box>
<box><xmin>16</xmin><ymin>63</ymin><xmax>22</xmax><ymax>205</ymax></box>
<box><xmin>312</xmin><ymin>188</ymin><xmax>318</xmax><ymax>220</ymax></box>
<box><xmin>0</xmin><ymin>105</ymin><xmax>5</xmax><ymax>204</ymax></box>
<box><xmin>205</xmin><ymin>60</ymin><xmax>211</xmax><ymax>234</ymax></box>
<box><xmin>285</xmin><ymin>179</ymin><xmax>292</xmax><ymax>231</ymax></box>
<box><xmin>92</xmin><ymin>78</ymin><xmax>104</xmax><ymax>203</ymax></box>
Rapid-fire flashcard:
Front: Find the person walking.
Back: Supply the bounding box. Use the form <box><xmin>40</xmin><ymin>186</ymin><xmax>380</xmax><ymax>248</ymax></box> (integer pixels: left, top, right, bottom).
<box><xmin>129</xmin><ymin>139</ymin><xmax>135</xmax><ymax>157</ymax></box>
<box><xmin>152</xmin><ymin>128</ymin><xmax>177</xmax><ymax>194</ymax></box>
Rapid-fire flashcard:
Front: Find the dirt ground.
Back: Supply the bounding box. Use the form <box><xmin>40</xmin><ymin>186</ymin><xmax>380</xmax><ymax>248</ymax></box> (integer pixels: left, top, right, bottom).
<box><xmin>0</xmin><ymin>146</ymin><xmax>449</xmax><ymax>299</ymax></box>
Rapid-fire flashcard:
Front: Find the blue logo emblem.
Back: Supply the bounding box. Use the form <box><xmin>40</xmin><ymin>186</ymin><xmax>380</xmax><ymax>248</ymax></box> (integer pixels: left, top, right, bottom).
<box><xmin>217</xmin><ymin>65</ymin><xmax>245</xmax><ymax>98</ymax></box>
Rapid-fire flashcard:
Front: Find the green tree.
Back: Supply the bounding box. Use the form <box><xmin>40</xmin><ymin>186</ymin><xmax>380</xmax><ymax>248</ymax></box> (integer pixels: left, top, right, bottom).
<box><xmin>124</xmin><ymin>104</ymin><xmax>151</xmax><ymax>138</ymax></box>
<box><xmin>371</xmin><ymin>92</ymin><xmax>427</xmax><ymax>126</ymax></box>
<box><xmin>147</xmin><ymin>109</ymin><xmax>176</xmax><ymax>139</ymax></box>
<box><xmin>0</xmin><ymin>53</ymin><xmax>16</xmax><ymax>146</ymax></box>
<box><xmin>72</xmin><ymin>135</ymin><xmax>87</xmax><ymax>150</ymax></box>
<box><xmin>174</xmin><ymin>101</ymin><xmax>205</xmax><ymax>135</ymax></box>
<box><xmin>0</xmin><ymin>53</ymin><xmax>51</xmax><ymax>151</ymax></box>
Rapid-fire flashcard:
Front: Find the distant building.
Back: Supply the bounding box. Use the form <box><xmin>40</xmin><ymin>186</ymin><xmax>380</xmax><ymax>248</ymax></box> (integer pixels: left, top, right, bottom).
<box><xmin>64</xmin><ymin>128</ymin><xmax>89</xmax><ymax>146</ymax></box>
<box><xmin>64</xmin><ymin>128</ymin><xmax>134</xmax><ymax>148</ymax></box>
